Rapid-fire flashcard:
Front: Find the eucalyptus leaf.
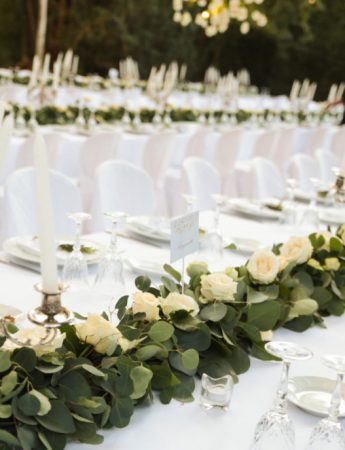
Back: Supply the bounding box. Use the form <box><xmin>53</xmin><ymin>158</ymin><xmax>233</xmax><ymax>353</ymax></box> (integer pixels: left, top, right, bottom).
<box><xmin>0</xmin><ymin>370</ymin><xmax>17</xmax><ymax>395</ymax></box>
<box><xmin>247</xmin><ymin>301</ymin><xmax>281</xmax><ymax>330</ymax></box>
<box><xmin>163</xmin><ymin>264</ymin><xmax>182</xmax><ymax>282</ymax></box>
<box><xmin>130</xmin><ymin>366</ymin><xmax>153</xmax><ymax>399</ymax></box>
<box><xmin>0</xmin><ymin>429</ymin><xmax>19</xmax><ymax>446</ymax></box>
<box><xmin>0</xmin><ymin>352</ymin><xmax>11</xmax><ymax>373</ymax></box>
<box><xmin>148</xmin><ymin>321</ymin><xmax>174</xmax><ymax>342</ymax></box>
<box><xmin>0</xmin><ymin>404</ymin><xmax>12</xmax><ymax>418</ymax></box>
<box><xmin>36</xmin><ymin>400</ymin><xmax>76</xmax><ymax>434</ymax></box>
<box><xmin>200</xmin><ymin>303</ymin><xmax>227</xmax><ymax>322</ymax></box>
<box><xmin>29</xmin><ymin>390</ymin><xmax>51</xmax><ymax>416</ymax></box>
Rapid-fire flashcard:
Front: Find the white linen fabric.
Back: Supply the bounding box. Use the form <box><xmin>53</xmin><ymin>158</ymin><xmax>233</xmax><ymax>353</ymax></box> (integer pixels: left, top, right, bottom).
<box><xmin>182</xmin><ymin>157</ymin><xmax>221</xmax><ymax>210</ymax></box>
<box><xmin>330</xmin><ymin>125</ymin><xmax>345</xmax><ymax>161</ymax></box>
<box><xmin>94</xmin><ymin>160</ymin><xmax>156</xmax><ymax>229</ymax></box>
<box><xmin>314</xmin><ymin>148</ymin><xmax>339</xmax><ymax>182</ymax></box>
<box><xmin>3</xmin><ymin>167</ymin><xmax>82</xmax><ymax>239</ymax></box>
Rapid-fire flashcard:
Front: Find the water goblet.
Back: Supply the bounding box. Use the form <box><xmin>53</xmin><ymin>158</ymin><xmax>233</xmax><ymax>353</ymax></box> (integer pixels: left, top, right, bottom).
<box><xmin>200</xmin><ymin>373</ymin><xmax>234</xmax><ymax>411</ymax></box>
<box><xmin>306</xmin><ymin>355</ymin><xmax>345</xmax><ymax>450</ymax></box>
<box><xmin>62</xmin><ymin>212</ymin><xmax>91</xmax><ymax>291</ymax></box>
<box><xmin>182</xmin><ymin>193</ymin><xmax>198</xmax><ymax>213</ymax></box>
<box><xmin>250</xmin><ymin>341</ymin><xmax>313</xmax><ymax>450</ymax></box>
<box><xmin>280</xmin><ymin>178</ymin><xmax>298</xmax><ymax>226</ymax></box>
<box><xmin>93</xmin><ymin>212</ymin><xmax>127</xmax><ymax>297</ymax></box>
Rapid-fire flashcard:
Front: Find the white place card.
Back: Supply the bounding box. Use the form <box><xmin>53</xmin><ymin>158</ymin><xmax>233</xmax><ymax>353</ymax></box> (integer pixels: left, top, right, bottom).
<box><xmin>170</xmin><ymin>211</ymin><xmax>199</xmax><ymax>263</ymax></box>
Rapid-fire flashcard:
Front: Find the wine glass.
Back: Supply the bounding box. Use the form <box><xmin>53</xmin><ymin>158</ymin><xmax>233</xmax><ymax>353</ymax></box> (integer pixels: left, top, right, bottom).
<box><xmin>182</xmin><ymin>193</ymin><xmax>198</xmax><ymax>213</ymax></box>
<box><xmin>198</xmin><ymin>194</ymin><xmax>227</xmax><ymax>263</ymax></box>
<box><xmin>306</xmin><ymin>355</ymin><xmax>345</xmax><ymax>450</ymax></box>
<box><xmin>93</xmin><ymin>212</ymin><xmax>127</xmax><ymax>297</ymax></box>
<box><xmin>250</xmin><ymin>341</ymin><xmax>313</xmax><ymax>450</ymax></box>
<box><xmin>62</xmin><ymin>212</ymin><xmax>91</xmax><ymax>291</ymax></box>
<box><xmin>281</xmin><ymin>178</ymin><xmax>298</xmax><ymax>226</ymax></box>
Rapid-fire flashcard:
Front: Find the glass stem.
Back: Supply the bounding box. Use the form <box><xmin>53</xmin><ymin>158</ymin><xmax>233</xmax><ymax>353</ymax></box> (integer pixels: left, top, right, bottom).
<box><xmin>74</xmin><ymin>221</ymin><xmax>82</xmax><ymax>254</ymax></box>
<box><xmin>214</xmin><ymin>205</ymin><xmax>220</xmax><ymax>233</ymax></box>
<box><xmin>328</xmin><ymin>373</ymin><xmax>344</xmax><ymax>421</ymax></box>
<box><xmin>110</xmin><ymin>221</ymin><xmax>118</xmax><ymax>256</ymax></box>
<box><xmin>273</xmin><ymin>361</ymin><xmax>290</xmax><ymax>414</ymax></box>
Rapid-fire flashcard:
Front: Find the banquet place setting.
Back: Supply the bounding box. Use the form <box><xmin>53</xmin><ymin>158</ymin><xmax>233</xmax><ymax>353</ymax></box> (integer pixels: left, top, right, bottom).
<box><xmin>1</xmin><ymin>1</ymin><xmax>345</xmax><ymax>449</ymax></box>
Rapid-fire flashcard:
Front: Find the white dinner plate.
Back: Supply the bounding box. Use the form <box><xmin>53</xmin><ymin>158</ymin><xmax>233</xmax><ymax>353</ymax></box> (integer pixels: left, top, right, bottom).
<box><xmin>294</xmin><ymin>189</ymin><xmax>333</xmax><ymax>205</ymax></box>
<box><xmin>3</xmin><ymin>236</ymin><xmax>106</xmax><ymax>266</ymax></box>
<box><xmin>319</xmin><ymin>209</ymin><xmax>345</xmax><ymax>226</ymax></box>
<box><xmin>125</xmin><ymin>258</ymin><xmax>165</xmax><ymax>277</ymax></box>
<box><xmin>288</xmin><ymin>376</ymin><xmax>345</xmax><ymax>417</ymax></box>
<box><xmin>126</xmin><ymin>217</ymin><xmax>170</xmax><ymax>243</ymax></box>
<box><xmin>228</xmin><ymin>199</ymin><xmax>282</xmax><ymax>220</ymax></box>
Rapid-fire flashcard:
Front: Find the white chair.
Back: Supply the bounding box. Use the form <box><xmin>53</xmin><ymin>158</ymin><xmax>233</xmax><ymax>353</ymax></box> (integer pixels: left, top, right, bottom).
<box><xmin>237</xmin><ymin>157</ymin><xmax>284</xmax><ymax>200</ymax></box>
<box><xmin>182</xmin><ymin>157</ymin><xmax>221</xmax><ymax>210</ymax></box>
<box><xmin>271</xmin><ymin>127</ymin><xmax>298</xmax><ymax>173</ymax></box>
<box><xmin>79</xmin><ymin>132</ymin><xmax>122</xmax><ymax>212</ymax></box>
<box><xmin>306</xmin><ymin>127</ymin><xmax>329</xmax><ymax>155</ymax></box>
<box><xmin>184</xmin><ymin>127</ymin><xmax>211</xmax><ymax>159</ymax></box>
<box><xmin>330</xmin><ymin>126</ymin><xmax>345</xmax><ymax>162</ymax></box>
<box><xmin>15</xmin><ymin>134</ymin><xmax>59</xmax><ymax>169</ymax></box>
<box><xmin>315</xmin><ymin>148</ymin><xmax>338</xmax><ymax>183</ymax></box>
<box><xmin>94</xmin><ymin>160</ymin><xmax>156</xmax><ymax>229</ymax></box>
<box><xmin>3</xmin><ymin>167</ymin><xmax>83</xmax><ymax>239</ymax></box>
<box><xmin>213</xmin><ymin>128</ymin><xmax>243</xmax><ymax>196</ymax></box>
<box><xmin>142</xmin><ymin>130</ymin><xmax>176</xmax><ymax>187</ymax></box>
<box><xmin>252</xmin><ymin>128</ymin><xmax>279</xmax><ymax>158</ymax></box>
<box><xmin>288</xmin><ymin>154</ymin><xmax>320</xmax><ymax>192</ymax></box>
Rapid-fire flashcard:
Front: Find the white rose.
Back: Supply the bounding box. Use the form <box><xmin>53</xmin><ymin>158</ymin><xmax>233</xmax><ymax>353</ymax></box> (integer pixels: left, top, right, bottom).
<box><xmin>2</xmin><ymin>327</ymin><xmax>65</xmax><ymax>357</ymax></box>
<box><xmin>247</xmin><ymin>249</ymin><xmax>280</xmax><ymax>284</ymax></box>
<box><xmin>160</xmin><ymin>293</ymin><xmax>199</xmax><ymax>317</ymax></box>
<box><xmin>186</xmin><ymin>261</ymin><xmax>208</xmax><ymax>278</ymax></box>
<box><xmin>200</xmin><ymin>273</ymin><xmax>237</xmax><ymax>303</ymax></box>
<box><xmin>132</xmin><ymin>291</ymin><xmax>160</xmax><ymax>322</ymax></box>
<box><xmin>76</xmin><ymin>313</ymin><xmax>121</xmax><ymax>354</ymax></box>
<box><xmin>280</xmin><ymin>236</ymin><xmax>313</xmax><ymax>265</ymax></box>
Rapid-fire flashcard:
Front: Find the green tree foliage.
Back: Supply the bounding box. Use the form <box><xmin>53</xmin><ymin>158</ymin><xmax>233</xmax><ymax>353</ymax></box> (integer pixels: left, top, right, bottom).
<box><xmin>0</xmin><ymin>0</ymin><xmax>344</xmax><ymax>98</ymax></box>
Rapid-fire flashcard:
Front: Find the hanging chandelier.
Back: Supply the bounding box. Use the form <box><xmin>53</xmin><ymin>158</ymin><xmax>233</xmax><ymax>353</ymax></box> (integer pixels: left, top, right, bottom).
<box><xmin>172</xmin><ymin>0</ymin><xmax>268</xmax><ymax>37</ymax></box>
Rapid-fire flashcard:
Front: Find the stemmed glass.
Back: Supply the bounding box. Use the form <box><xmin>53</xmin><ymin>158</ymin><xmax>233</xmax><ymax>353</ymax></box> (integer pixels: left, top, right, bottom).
<box><xmin>281</xmin><ymin>178</ymin><xmax>298</xmax><ymax>226</ymax></box>
<box><xmin>306</xmin><ymin>355</ymin><xmax>345</xmax><ymax>450</ymax></box>
<box><xmin>198</xmin><ymin>194</ymin><xmax>227</xmax><ymax>263</ymax></box>
<box><xmin>93</xmin><ymin>212</ymin><xmax>127</xmax><ymax>297</ymax></box>
<box><xmin>250</xmin><ymin>341</ymin><xmax>313</xmax><ymax>450</ymax></box>
<box><xmin>62</xmin><ymin>212</ymin><xmax>91</xmax><ymax>291</ymax></box>
<box><xmin>182</xmin><ymin>193</ymin><xmax>198</xmax><ymax>213</ymax></box>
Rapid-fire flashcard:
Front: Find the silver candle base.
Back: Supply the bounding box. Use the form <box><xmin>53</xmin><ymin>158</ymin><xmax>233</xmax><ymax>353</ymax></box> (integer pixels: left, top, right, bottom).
<box><xmin>27</xmin><ymin>283</ymin><xmax>74</xmax><ymax>327</ymax></box>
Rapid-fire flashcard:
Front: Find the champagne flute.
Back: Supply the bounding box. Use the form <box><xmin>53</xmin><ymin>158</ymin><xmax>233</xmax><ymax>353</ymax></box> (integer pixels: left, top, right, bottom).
<box><xmin>62</xmin><ymin>212</ymin><xmax>91</xmax><ymax>291</ymax></box>
<box><xmin>250</xmin><ymin>341</ymin><xmax>313</xmax><ymax>450</ymax></box>
<box><xmin>306</xmin><ymin>355</ymin><xmax>345</xmax><ymax>450</ymax></box>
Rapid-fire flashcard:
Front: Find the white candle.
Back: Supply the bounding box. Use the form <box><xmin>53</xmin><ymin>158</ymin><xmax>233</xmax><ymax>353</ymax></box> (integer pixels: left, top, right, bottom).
<box><xmin>33</xmin><ymin>134</ymin><xmax>59</xmax><ymax>293</ymax></box>
<box><xmin>29</xmin><ymin>55</ymin><xmax>41</xmax><ymax>88</ymax></box>
<box><xmin>0</xmin><ymin>114</ymin><xmax>13</xmax><ymax>174</ymax></box>
<box><xmin>72</xmin><ymin>55</ymin><xmax>79</xmax><ymax>76</ymax></box>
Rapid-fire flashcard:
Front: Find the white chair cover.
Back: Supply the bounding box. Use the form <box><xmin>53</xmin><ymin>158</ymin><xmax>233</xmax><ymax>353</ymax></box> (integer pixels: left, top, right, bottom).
<box><xmin>94</xmin><ymin>160</ymin><xmax>156</xmax><ymax>229</ymax></box>
<box><xmin>184</xmin><ymin>127</ymin><xmax>211</xmax><ymax>159</ymax></box>
<box><xmin>330</xmin><ymin>126</ymin><xmax>345</xmax><ymax>162</ymax></box>
<box><xmin>182</xmin><ymin>157</ymin><xmax>221</xmax><ymax>210</ymax></box>
<box><xmin>252</xmin><ymin>129</ymin><xmax>279</xmax><ymax>159</ymax></box>
<box><xmin>3</xmin><ymin>167</ymin><xmax>82</xmax><ymax>239</ymax></box>
<box><xmin>271</xmin><ymin>127</ymin><xmax>298</xmax><ymax>173</ymax></box>
<box><xmin>306</xmin><ymin>127</ymin><xmax>329</xmax><ymax>155</ymax></box>
<box><xmin>15</xmin><ymin>134</ymin><xmax>58</xmax><ymax>169</ymax></box>
<box><xmin>315</xmin><ymin>148</ymin><xmax>338</xmax><ymax>183</ymax></box>
<box><xmin>288</xmin><ymin>154</ymin><xmax>320</xmax><ymax>192</ymax></box>
<box><xmin>251</xmin><ymin>157</ymin><xmax>284</xmax><ymax>200</ymax></box>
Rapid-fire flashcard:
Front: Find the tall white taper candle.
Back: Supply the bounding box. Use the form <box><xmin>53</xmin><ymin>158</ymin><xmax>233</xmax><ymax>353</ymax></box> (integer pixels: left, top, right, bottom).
<box><xmin>33</xmin><ymin>134</ymin><xmax>59</xmax><ymax>293</ymax></box>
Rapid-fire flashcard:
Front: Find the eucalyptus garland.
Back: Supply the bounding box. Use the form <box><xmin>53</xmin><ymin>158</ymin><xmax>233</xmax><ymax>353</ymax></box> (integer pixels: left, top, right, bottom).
<box><xmin>0</xmin><ymin>228</ymin><xmax>344</xmax><ymax>449</ymax></box>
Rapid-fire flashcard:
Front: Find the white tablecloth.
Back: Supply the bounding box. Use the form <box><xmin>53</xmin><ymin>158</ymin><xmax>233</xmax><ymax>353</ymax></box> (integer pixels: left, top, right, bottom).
<box><xmin>1</xmin><ymin>211</ymin><xmax>344</xmax><ymax>450</ymax></box>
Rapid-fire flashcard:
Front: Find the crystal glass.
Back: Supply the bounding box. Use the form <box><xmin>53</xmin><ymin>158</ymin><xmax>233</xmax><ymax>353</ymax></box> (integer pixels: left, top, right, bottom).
<box><xmin>306</xmin><ymin>355</ymin><xmax>345</xmax><ymax>450</ymax></box>
<box><xmin>250</xmin><ymin>341</ymin><xmax>313</xmax><ymax>450</ymax></box>
<box><xmin>281</xmin><ymin>178</ymin><xmax>298</xmax><ymax>226</ymax></box>
<box><xmin>198</xmin><ymin>194</ymin><xmax>227</xmax><ymax>263</ymax></box>
<box><xmin>94</xmin><ymin>212</ymin><xmax>127</xmax><ymax>297</ymax></box>
<box><xmin>182</xmin><ymin>193</ymin><xmax>198</xmax><ymax>213</ymax></box>
<box><xmin>200</xmin><ymin>373</ymin><xmax>234</xmax><ymax>411</ymax></box>
<box><xmin>62</xmin><ymin>212</ymin><xmax>91</xmax><ymax>291</ymax></box>
<box><xmin>298</xmin><ymin>177</ymin><xmax>320</xmax><ymax>232</ymax></box>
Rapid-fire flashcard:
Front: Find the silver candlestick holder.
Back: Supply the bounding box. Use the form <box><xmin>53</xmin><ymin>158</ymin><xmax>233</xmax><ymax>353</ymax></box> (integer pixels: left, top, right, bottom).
<box><xmin>27</xmin><ymin>283</ymin><xmax>74</xmax><ymax>328</ymax></box>
<box><xmin>334</xmin><ymin>175</ymin><xmax>345</xmax><ymax>204</ymax></box>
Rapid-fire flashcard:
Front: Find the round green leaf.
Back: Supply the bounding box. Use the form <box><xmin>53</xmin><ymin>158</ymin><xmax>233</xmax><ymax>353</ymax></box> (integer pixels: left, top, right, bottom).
<box><xmin>148</xmin><ymin>321</ymin><xmax>174</xmax><ymax>342</ymax></box>
<box><xmin>0</xmin><ymin>404</ymin><xmax>12</xmax><ymax>418</ymax></box>
<box><xmin>0</xmin><ymin>351</ymin><xmax>11</xmax><ymax>373</ymax></box>
<box><xmin>18</xmin><ymin>393</ymin><xmax>41</xmax><ymax>416</ymax></box>
<box><xmin>0</xmin><ymin>430</ymin><xmax>19</xmax><ymax>447</ymax></box>
<box><xmin>135</xmin><ymin>345</ymin><xmax>162</xmax><ymax>361</ymax></box>
<box><xmin>0</xmin><ymin>370</ymin><xmax>17</xmax><ymax>395</ymax></box>
<box><xmin>247</xmin><ymin>301</ymin><xmax>281</xmax><ymax>330</ymax></box>
<box><xmin>30</xmin><ymin>390</ymin><xmax>51</xmax><ymax>416</ymax></box>
<box><xmin>289</xmin><ymin>299</ymin><xmax>318</xmax><ymax>320</ymax></box>
<box><xmin>200</xmin><ymin>303</ymin><xmax>227</xmax><ymax>322</ymax></box>
<box><xmin>36</xmin><ymin>400</ymin><xmax>76</xmax><ymax>434</ymax></box>
<box><xmin>130</xmin><ymin>366</ymin><xmax>153</xmax><ymax>399</ymax></box>
<box><xmin>181</xmin><ymin>349</ymin><xmax>199</xmax><ymax>372</ymax></box>
<box><xmin>81</xmin><ymin>364</ymin><xmax>106</xmax><ymax>378</ymax></box>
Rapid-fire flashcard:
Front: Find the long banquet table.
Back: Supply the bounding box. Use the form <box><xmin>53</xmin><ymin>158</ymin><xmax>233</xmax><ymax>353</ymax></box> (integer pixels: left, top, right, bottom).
<box><xmin>1</xmin><ymin>211</ymin><xmax>344</xmax><ymax>449</ymax></box>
